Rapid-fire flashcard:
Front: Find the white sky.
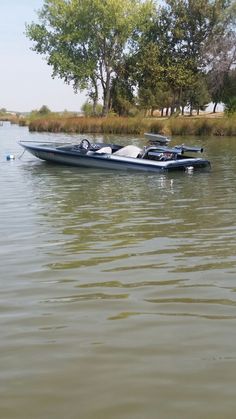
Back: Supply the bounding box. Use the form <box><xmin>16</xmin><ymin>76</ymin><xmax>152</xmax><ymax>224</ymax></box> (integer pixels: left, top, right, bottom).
<box><xmin>0</xmin><ymin>0</ymin><xmax>87</xmax><ymax>112</ymax></box>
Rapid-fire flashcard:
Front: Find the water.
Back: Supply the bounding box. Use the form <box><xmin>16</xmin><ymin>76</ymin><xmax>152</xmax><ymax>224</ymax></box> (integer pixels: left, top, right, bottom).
<box><xmin>1</xmin><ymin>122</ymin><xmax>236</xmax><ymax>419</ymax></box>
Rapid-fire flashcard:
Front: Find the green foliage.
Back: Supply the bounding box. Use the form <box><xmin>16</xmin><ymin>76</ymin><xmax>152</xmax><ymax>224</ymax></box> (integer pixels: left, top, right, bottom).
<box><xmin>187</xmin><ymin>76</ymin><xmax>211</xmax><ymax>114</ymax></box>
<box><xmin>38</xmin><ymin>105</ymin><xmax>51</xmax><ymax>115</ymax></box>
<box><xmin>224</xmin><ymin>97</ymin><xmax>236</xmax><ymax>115</ymax></box>
<box><xmin>136</xmin><ymin>0</ymin><xmax>232</xmax><ymax>113</ymax></box>
<box><xmin>25</xmin><ymin>0</ymin><xmax>235</xmax><ymax>115</ymax></box>
<box><xmin>81</xmin><ymin>101</ymin><xmax>103</xmax><ymax>116</ymax></box>
<box><xmin>155</xmin><ymin>0</ymin><xmax>229</xmax><ymax>68</ymax></box>
<box><xmin>28</xmin><ymin>105</ymin><xmax>51</xmax><ymax>119</ymax></box>
<box><xmin>26</xmin><ymin>0</ymin><xmax>155</xmax><ymax>116</ymax></box>
<box><xmin>222</xmin><ymin>69</ymin><xmax>236</xmax><ymax>114</ymax></box>
<box><xmin>110</xmin><ymin>75</ymin><xmax>136</xmax><ymax>116</ymax></box>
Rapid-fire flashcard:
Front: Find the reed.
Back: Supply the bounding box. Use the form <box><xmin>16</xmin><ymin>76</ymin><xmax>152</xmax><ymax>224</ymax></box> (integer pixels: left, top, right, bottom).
<box><xmin>28</xmin><ymin>114</ymin><xmax>236</xmax><ymax>136</ymax></box>
<box><xmin>167</xmin><ymin>118</ymin><xmax>196</xmax><ymax>136</ymax></box>
<box><xmin>29</xmin><ymin>116</ymin><xmax>151</xmax><ymax>135</ymax></box>
<box><xmin>194</xmin><ymin>119</ymin><xmax>215</xmax><ymax>136</ymax></box>
<box><xmin>212</xmin><ymin>117</ymin><xmax>236</xmax><ymax>136</ymax></box>
<box><xmin>167</xmin><ymin>116</ymin><xmax>236</xmax><ymax>137</ymax></box>
<box><xmin>0</xmin><ymin>114</ymin><xmax>21</xmax><ymax>124</ymax></box>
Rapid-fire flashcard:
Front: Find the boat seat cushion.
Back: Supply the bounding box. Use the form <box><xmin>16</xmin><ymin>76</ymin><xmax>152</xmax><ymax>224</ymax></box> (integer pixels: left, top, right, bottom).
<box><xmin>95</xmin><ymin>146</ymin><xmax>112</xmax><ymax>154</ymax></box>
<box><xmin>113</xmin><ymin>145</ymin><xmax>142</xmax><ymax>158</ymax></box>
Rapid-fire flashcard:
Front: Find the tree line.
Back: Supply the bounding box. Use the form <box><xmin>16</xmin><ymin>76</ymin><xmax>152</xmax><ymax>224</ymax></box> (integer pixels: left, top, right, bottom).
<box><xmin>26</xmin><ymin>0</ymin><xmax>236</xmax><ymax>116</ymax></box>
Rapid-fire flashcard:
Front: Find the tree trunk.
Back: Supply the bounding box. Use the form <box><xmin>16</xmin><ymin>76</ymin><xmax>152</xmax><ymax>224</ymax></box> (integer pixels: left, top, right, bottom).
<box><xmin>88</xmin><ymin>77</ymin><xmax>98</xmax><ymax>116</ymax></box>
<box><xmin>213</xmin><ymin>102</ymin><xmax>218</xmax><ymax>113</ymax></box>
<box><xmin>102</xmin><ymin>90</ymin><xmax>110</xmax><ymax>116</ymax></box>
<box><xmin>102</xmin><ymin>69</ymin><xmax>111</xmax><ymax>116</ymax></box>
<box><xmin>92</xmin><ymin>81</ymin><xmax>98</xmax><ymax>115</ymax></box>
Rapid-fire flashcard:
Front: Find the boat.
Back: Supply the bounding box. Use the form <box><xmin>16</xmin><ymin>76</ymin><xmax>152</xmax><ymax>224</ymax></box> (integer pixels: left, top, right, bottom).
<box><xmin>19</xmin><ymin>137</ymin><xmax>211</xmax><ymax>173</ymax></box>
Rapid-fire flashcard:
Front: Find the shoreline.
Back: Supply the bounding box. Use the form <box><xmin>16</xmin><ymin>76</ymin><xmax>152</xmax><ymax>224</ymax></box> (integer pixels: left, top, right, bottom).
<box><xmin>27</xmin><ymin>114</ymin><xmax>236</xmax><ymax>137</ymax></box>
<box><xmin>1</xmin><ymin>113</ymin><xmax>236</xmax><ymax>137</ymax></box>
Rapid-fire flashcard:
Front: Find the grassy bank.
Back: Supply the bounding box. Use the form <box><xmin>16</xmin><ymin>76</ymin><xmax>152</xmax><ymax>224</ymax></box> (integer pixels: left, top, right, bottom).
<box><xmin>28</xmin><ymin>114</ymin><xmax>236</xmax><ymax>136</ymax></box>
<box><xmin>0</xmin><ymin>114</ymin><xmax>22</xmax><ymax>124</ymax></box>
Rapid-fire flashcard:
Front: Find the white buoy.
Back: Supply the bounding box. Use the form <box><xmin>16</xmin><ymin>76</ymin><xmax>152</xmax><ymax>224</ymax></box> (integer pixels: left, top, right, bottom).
<box><xmin>6</xmin><ymin>154</ymin><xmax>15</xmax><ymax>160</ymax></box>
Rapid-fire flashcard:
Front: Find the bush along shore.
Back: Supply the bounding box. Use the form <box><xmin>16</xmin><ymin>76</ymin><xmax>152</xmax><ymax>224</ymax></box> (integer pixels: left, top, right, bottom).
<box><xmin>27</xmin><ymin>115</ymin><xmax>236</xmax><ymax>137</ymax></box>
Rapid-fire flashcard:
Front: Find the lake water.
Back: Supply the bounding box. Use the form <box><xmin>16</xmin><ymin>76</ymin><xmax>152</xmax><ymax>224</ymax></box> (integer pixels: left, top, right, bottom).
<box><xmin>1</xmin><ymin>122</ymin><xmax>236</xmax><ymax>419</ymax></box>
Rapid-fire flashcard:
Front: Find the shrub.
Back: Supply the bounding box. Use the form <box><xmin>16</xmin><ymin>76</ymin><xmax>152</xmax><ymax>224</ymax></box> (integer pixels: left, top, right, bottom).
<box><xmin>224</xmin><ymin>97</ymin><xmax>236</xmax><ymax>116</ymax></box>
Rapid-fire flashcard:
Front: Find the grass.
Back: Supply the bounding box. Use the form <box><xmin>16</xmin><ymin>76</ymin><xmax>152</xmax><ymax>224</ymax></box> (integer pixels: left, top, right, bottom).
<box><xmin>0</xmin><ymin>114</ymin><xmax>21</xmax><ymax>124</ymax></box>
<box><xmin>26</xmin><ymin>113</ymin><xmax>236</xmax><ymax>137</ymax></box>
<box><xmin>28</xmin><ymin>115</ymin><xmax>152</xmax><ymax>135</ymax></box>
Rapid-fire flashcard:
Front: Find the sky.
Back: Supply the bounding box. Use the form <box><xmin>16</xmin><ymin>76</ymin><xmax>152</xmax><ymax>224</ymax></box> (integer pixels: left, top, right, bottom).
<box><xmin>0</xmin><ymin>0</ymin><xmax>87</xmax><ymax>112</ymax></box>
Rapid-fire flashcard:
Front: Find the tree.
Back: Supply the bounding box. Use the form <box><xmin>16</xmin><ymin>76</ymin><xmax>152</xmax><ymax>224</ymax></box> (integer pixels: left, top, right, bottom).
<box><xmin>224</xmin><ymin>97</ymin><xmax>236</xmax><ymax>114</ymax></box>
<box><xmin>187</xmin><ymin>76</ymin><xmax>211</xmax><ymax>115</ymax></box>
<box><xmin>139</xmin><ymin>0</ymin><xmax>232</xmax><ymax>112</ymax></box>
<box><xmin>26</xmin><ymin>0</ymin><xmax>154</xmax><ymax>116</ymax></box>
<box><xmin>207</xmin><ymin>34</ymin><xmax>235</xmax><ymax>113</ymax></box>
<box><xmin>134</xmin><ymin>36</ymin><xmax>197</xmax><ymax>115</ymax></box>
<box><xmin>81</xmin><ymin>101</ymin><xmax>103</xmax><ymax>116</ymax></box>
<box><xmin>222</xmin><ymin>69</ymin><xmax>236</xmax><ymax>114</ymax></box>
<box><xmin>155</xmin><ymin>0</ymin><xmax>231</xmax><ymax>68</ymax></box>
<box><xmin>205</xmin><ymin>2</ymin><xmax>236</xmax><ymax>112</ymax></box>
<box><xmin>38</xmin><ymin>105</ymin><xmax>51</xmax><ymax>115</ymax></box>
<box><xmin>110</xmin><ymin>77</ymin><xmax>135</xmax><ymax>116</ymax></box>
<box><xmin>132</xmin><ymin>42</ymin><xmax>167</xmax><ymax>114</ymax></box>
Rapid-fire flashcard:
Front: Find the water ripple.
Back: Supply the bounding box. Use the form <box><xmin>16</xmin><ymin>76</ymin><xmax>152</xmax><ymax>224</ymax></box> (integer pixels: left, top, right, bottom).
<box><xmin>41</xmin><ymin>292</ymin><xmax>129</xmax><ymax>304</ymax></box>
<box><xmin>2</xmin><ymin>127</ymin><xmax>236</xmax><ymax>419</ymax></box>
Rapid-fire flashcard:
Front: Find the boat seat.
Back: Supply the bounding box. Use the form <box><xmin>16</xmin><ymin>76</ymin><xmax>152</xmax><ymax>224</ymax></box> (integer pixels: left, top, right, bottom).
<box><xmin>113</xmin><ymin>145</ymin><xmax>142</xmax><ymax>158</ymax></box>
<box><xmin>95</xmin><ymin>146</ymin><xmax>112</xmax><ymax>154</ymax></box>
